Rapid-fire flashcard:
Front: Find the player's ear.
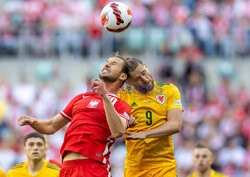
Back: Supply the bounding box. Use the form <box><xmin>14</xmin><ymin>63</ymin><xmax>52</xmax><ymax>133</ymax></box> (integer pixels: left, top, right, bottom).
<box><xmin>23</xmin><ymin>146</ymin><xmax>26</xmax><ymax>154</ymax></box>
<box><xmin>120</xmin><ymin>73</ymin><xmax>128</xmax><ymax>82</ymax></box>
<box><xmin>210</xmin><ymin>153</ymin><xmax>214</xmax><ymax>165</ymax></box>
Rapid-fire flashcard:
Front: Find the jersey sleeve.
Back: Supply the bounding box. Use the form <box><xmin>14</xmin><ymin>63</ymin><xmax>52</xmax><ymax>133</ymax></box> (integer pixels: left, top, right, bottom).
<box><xmin>114</xmin><ymin>99</ymin><xmax>131</xmax><ymax>127</ymax></box>
<box><xmin>166</xmin><ymin>84</ymin><xmax>183</xmax><ymax>112</ymax></box>
<box><xmin>0</xmin><ymin>168</ymin><xmax>5</xmax><ymax>177</ymax></box>
<box><xmin>60</xmin><ymin>94</ymin><xmax>83</xmax><ymax>121</ymax></box>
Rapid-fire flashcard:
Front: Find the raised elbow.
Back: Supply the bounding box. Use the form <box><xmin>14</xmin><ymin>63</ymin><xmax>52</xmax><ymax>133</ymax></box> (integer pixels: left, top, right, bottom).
<box><xmin>175</xmin><ymin>123</ymin><xmax>182</xmax><ymax>133</ymax></box>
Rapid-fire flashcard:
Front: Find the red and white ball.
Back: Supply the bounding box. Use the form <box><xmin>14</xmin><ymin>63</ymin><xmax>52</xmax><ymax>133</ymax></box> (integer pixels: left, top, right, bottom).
<box><xmin>100</xmin><ymin>2</ymin><xmax>132</xmax><ymax>33</ymax></box>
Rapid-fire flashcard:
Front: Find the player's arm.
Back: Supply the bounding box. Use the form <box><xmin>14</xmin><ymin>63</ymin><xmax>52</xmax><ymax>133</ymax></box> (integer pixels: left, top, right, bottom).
<box><xmin>18</xmin><ymin>114</ymin><xmax>69</xmax><ymax>135</ymax></box>
<box><xmin>126</xmin><ymin>84</ymin><xmax>183</xmax><ymax>139</ymax></box>
<box><xmin>92</xmin><ymin>78</ymin><xmax>127</xmax><ymax>138</ymax></box>
<box><xmin>126</xmin><ymin>108</ymin><xmax>182</xmax><ymax>139</ymax></box>
<box><xmin>145</xmin><ymin>108</ymin><xmax>182</xmax><ymax>138</ymax></box>
<box><xmin>102</xmin><ymin>95</ymin><xmax>127</xmax><ymax>138</ymax></box>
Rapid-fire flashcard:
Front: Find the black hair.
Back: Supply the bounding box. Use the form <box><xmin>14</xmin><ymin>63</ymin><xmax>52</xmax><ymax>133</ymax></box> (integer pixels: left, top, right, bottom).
<box><xmin>24</xmin><ymin>132</ymin><xmax>46</xmax><ymax>146</ymax></box>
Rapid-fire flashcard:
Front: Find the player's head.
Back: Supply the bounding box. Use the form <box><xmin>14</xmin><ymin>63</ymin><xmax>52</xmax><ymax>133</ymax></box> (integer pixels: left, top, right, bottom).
<box><xmin>99</xmin><ymin>52</ymin><xmax>129</xmax><ymax>85</ymax></box>
<box><xmin>193</xmin><ymin>143</ymin><xmax>213</xmax><ymax>173</ymax></box>
<box><xmin>125</xmin><ymin>57</ymin><xmax>154</xmax><ymax>93</ymax></box>
<box><xmin>24</xmin><ymin>132</ymin><xmax>47</xmax><ymax>161</ymax></box>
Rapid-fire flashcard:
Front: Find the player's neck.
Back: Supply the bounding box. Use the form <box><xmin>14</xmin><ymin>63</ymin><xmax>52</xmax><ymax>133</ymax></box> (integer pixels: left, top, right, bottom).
<box><xmin>104</xmin><ymin>82</ymin><xmax>121</xmax><ymax>95</ymax></box>
<box><xmin>27</xmin><ymin>159</ymin><xmax>43</xmax><ymax>175</ymax></box>
<box><xmin>136</xmin><ymin>82</ymin><xmax>154</xmax><ymax>94</ymax></box>
<box><xmin>196</xmin><ymin>168</ymin><xmax>211</xmax><ymax>177</ymax></box>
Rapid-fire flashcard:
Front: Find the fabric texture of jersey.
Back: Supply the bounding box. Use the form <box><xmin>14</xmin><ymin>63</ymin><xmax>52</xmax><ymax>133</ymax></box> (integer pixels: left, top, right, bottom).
<box><xmin>124</xmin><ymin>165</ymin><xmax>176</xmax><ymax>177</ymax></box>
<box><xmin>187</xmin><ymin>169</ymin><xmax>229</xmax><ymax>177</ymax></box>
<box><xmin>60</xmin><ymin>159</ymin><xmax>111</xmax><ymax>177</ymax></box>
<box><xmin>6</xmin><ymin>160</ymin><xmax>60</xmax><ymax>177</ymax></box>
<box><xmin>0</xmin><ymin>168</ymin><xmax>5</xmax><ymax>177</ymax></box>
<box><xmin>118</xmin><ymin>81</ymin><xmax>183</xmax><ymax>170</ymax></box>
<box><xmin>60</xmin><ymin>92</ymin><xmax>131</xmax><ymax>164</ymax></box>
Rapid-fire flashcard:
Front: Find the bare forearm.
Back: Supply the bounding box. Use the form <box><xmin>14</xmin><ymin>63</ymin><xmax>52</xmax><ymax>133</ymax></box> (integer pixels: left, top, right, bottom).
<box><xmin>102</xmin><ymin>96</ymin><xmax>126</xmax><ymax>138</ymax></box>
<box><xmin>19</xmin><ymin>114</ymin><xmax>68</xmax><ymax>134</ymax></box>
<box><xmin>29</xmin><ymin>119</ymin><xmax>56</xmax><ymax>134</ymax></box>
<box><xmin>145</xmin><ymin>121</ymin><xmax>181</xmax><ymax>138</ymax></box>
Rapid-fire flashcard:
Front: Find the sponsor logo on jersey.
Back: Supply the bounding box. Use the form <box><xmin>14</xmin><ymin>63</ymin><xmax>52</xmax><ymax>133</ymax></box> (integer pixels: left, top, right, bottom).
<box><xmin>87</xmin><ymin>100</ymin><xmax>100</xmax><ymax>108</ymax></box>
<box><xmin>174</xmin><ymin>100</ymin><xmax>182</xmax><ymax>105</ymax></box>
<box><xmin>143</xmin><ymin>100</ymin><xmax>152</xmax><ymax>103</ymax></box>
<box><xmin>131</xmin><ymin>102</ymin><xmax>138</xmax><ymax>107</ymax></box>
<box><xmin>156</xmin><ymin>95</ymin><xmax>165</xmax><ymax>104</ymax></box>
<box><xmin>83</xmin><ymin>95</ymin><xmax>91</xmax><ymax>99</ymax></box>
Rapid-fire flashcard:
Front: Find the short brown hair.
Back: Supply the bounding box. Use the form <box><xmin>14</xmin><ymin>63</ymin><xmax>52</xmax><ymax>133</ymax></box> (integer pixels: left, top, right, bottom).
<box><xmin>196</xmin><ymin>142</ymin><xmax>209</xmax><ymax>148</ymax></box>
<box><xmin>112</xmin><ymin>52</ymin><xmax>129</xmax><ymax>75</ymax></box>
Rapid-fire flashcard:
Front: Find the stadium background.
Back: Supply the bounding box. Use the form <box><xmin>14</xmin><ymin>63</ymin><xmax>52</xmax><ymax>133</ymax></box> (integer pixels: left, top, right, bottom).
<box><xmin>0</xmin><ymin>0</ymin><xmax>249</xmax><ymax>176</ymax></box>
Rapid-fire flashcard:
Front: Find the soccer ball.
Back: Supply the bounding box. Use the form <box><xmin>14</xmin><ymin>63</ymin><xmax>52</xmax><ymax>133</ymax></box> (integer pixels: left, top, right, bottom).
<box><xmin>100</xmin><ymin>2</ymin><xmax>132</xmax><ymax>33</ymax></box>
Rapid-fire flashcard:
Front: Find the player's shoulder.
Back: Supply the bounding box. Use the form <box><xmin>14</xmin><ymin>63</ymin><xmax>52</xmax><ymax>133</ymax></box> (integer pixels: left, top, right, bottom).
<box><xmin>8</xmin><ymin>162</ymin><xmax>25</xmax><ymax>172</ymax></box>
<box><xmin>155</xmin><ymin>81</ymin><xmax>171</xmax><ymax>88</ymax></box>
<box><xmin>155</xmin><ymin>81</ymin><xmax>179</xmax><ymax>92</ymax></box>
<box><xmin>45</xmin><ymin>161</ymin><xmax>61</xmax><ymax>171</ymax></box>
<box><xmin>113</xmin><ymin>94</ymin><xmax>130</xmax><ymax>106</ymax></box>
<box><xmin>214</xmin><ymin>171</ymin><xmax>228</xmax><ymax>177</ymax></box>
<box><xmin>186</xmin><ymin>173</ymin><xmax>194</xmax><ymax>177</ymax></box>
<box><xmin>120</xmin><ymin>85</ymin><xmax>133</xmax><ymax>93</ymax></box>
<box><xmin>0</xmin><ymin>168</ymin><xmax>5</xmax><ymax>175</ymax></box>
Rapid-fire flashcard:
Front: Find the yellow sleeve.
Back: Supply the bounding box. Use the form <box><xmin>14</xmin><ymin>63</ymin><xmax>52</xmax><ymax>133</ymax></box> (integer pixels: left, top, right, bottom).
<box><xmin>45</xmin><ymin>162</ymin><xmax>60</xmax><ymax>177</ymax></box>
<box><xmin>5</xmin><ymin>171</ymin><xmax>11</xmax><ymax>177</ymax></box>
<box><xmin>166</xmin><ymin>84</ymin><xmax>183</xmax><ymax>112</ymax></box>
<box><xmin>0</xmin><ymin>169</ymin><xmax>5</xmax><ymax>177</ymax></box>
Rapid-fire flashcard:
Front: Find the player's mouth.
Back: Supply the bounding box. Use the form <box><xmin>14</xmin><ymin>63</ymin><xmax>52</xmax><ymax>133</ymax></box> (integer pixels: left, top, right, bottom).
<box><xmin>32</xmin><ymin>152</ymin><xmax>39</xmax><ymax>155</ymax></box>
<box><xmin>102</xmin><ymin>69</ymin><xmax>110</xmax><ymax>74</ymax></box>
<box><xmin>199</xmin><ymin>163</ymin><xmax>204</xmax><ymax>168</ymax></box>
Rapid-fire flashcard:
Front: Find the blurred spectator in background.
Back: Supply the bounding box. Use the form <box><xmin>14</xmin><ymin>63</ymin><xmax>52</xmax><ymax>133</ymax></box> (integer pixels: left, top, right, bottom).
<box><xmin>6</xmin><ymin>132</ymin><xmax>60</xmax><ymax>177</ymax></box>
<box><xmin>0</xmin><ymin>0</ymin><xmax>250</xmax><ymax>177</ymax></box>
<box><xmin>187</xmin><ymin>143</ymin><xmax>228</xmax><ymax>177</ymax></box>
<box><xmin>0</xmin><ymin>0</ymin><xmax>249</xmax><ymax>59</ymax></box>
<box><xmin>0</xmin><ymin>168</ymin><xmax>5</xmax><ymax>177</ymax></box>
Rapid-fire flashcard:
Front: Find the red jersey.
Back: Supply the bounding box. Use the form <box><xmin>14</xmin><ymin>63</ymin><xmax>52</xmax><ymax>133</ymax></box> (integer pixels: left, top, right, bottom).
<box><xmin>60</xmin><ymin>92</ymin><xmax>131</xmax><ymax>164</ymax></box>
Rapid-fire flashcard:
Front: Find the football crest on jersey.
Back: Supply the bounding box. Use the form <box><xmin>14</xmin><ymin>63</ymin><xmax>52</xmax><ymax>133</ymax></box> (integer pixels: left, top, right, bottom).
<box><xmin>87</xmin><ymin>100</ymin><xmax>100</xmax><ymax>108</ymax></box>
<box><xmin>156</xmin><ymin>95</ymin><xmax>165</xmax><ymax>104</ymax></box>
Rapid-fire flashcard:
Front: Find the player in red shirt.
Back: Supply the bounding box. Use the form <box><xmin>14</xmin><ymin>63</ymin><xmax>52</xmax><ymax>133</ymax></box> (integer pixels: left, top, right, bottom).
<box><xmin>18</xmin><ymin>55</ymin><xmax>131</xmax><ymax>177</ymax></box>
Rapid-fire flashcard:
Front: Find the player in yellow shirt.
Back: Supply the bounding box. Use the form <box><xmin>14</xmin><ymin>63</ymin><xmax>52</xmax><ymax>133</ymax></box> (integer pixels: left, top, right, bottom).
<box><xmin>6</xmin><ymin>132</ymin><xmax>60</xmax><ymax>177</ymax></box>
<box><xmin>187</xmin><ymin>144</ymin><xmax>228</xmax><ymax>177</ymax></box>
<box><xmin>0</xmin><ymin>168</ymin><xmax>5</xmax><ymax>177</ymax></box>
<box><xmin>119</xmin><ymin>57</ymin><xmax>183</xmax><ymax>177</ymax></box>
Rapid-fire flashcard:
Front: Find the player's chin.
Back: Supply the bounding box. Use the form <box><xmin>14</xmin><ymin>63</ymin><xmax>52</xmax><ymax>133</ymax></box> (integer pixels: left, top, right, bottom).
<box><xmin>99</xmin><ymin>73</ymin><xmax>109</xmax><ymax>79</ymax></box>
<box><xmin>31</xmin><ymin>155</ymin><xmax>42</xmax><ymax>160</ymax></box>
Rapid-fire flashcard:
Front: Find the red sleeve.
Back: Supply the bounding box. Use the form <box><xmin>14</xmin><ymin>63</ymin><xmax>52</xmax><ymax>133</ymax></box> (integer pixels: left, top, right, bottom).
<box><xmin>114</xmin><ymin>99</ymin><xmax>131</xmax><ymax>127</ymax></box>
<box><xmin>60</xmin><ymin>94</ymin><xmax>83</xmax><ymax>121</ymax></box>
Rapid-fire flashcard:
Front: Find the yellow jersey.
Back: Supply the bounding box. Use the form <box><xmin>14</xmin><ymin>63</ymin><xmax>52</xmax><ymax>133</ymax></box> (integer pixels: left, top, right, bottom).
<box><xmin>118</xmin><ymin>81</ymin><xmax>183</xmax><ymax>170</ymax></box>
<box><xmin>0</xmin><ymin>168</ymin><xmax>5</xmax><ymax>177</ymax></box>
<box><xmin>6</xmin><ymin>160</ymin><xmax>60</xmax><ymax>177</ymax></box>
<box><xmin>187</xmin><ymin>169</ymin><xmax>229</xmax><ymax>177</ymax></box>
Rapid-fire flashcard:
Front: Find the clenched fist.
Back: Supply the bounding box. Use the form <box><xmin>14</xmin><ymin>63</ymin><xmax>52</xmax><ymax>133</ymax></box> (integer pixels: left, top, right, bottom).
<box><xmin>91</xmin><ymin>78</ymin><xmax>108</xmax><ymax>98</ymax></box>
<box><xmin>18</xmin><ymin>116</ymin><xmax>36</xmax><ymax>126</ymax></box>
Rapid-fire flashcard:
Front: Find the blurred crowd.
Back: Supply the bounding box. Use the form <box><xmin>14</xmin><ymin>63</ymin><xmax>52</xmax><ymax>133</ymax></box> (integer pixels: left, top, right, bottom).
<box><xmin>0</xmin><ymin>59</ymin><xmax>249</xmax><ymax>177</ymax></box>
<box><xmin>0</xmin><ymin>0</ymin><xmax>250</xmax><ymax>59</ymax></box>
